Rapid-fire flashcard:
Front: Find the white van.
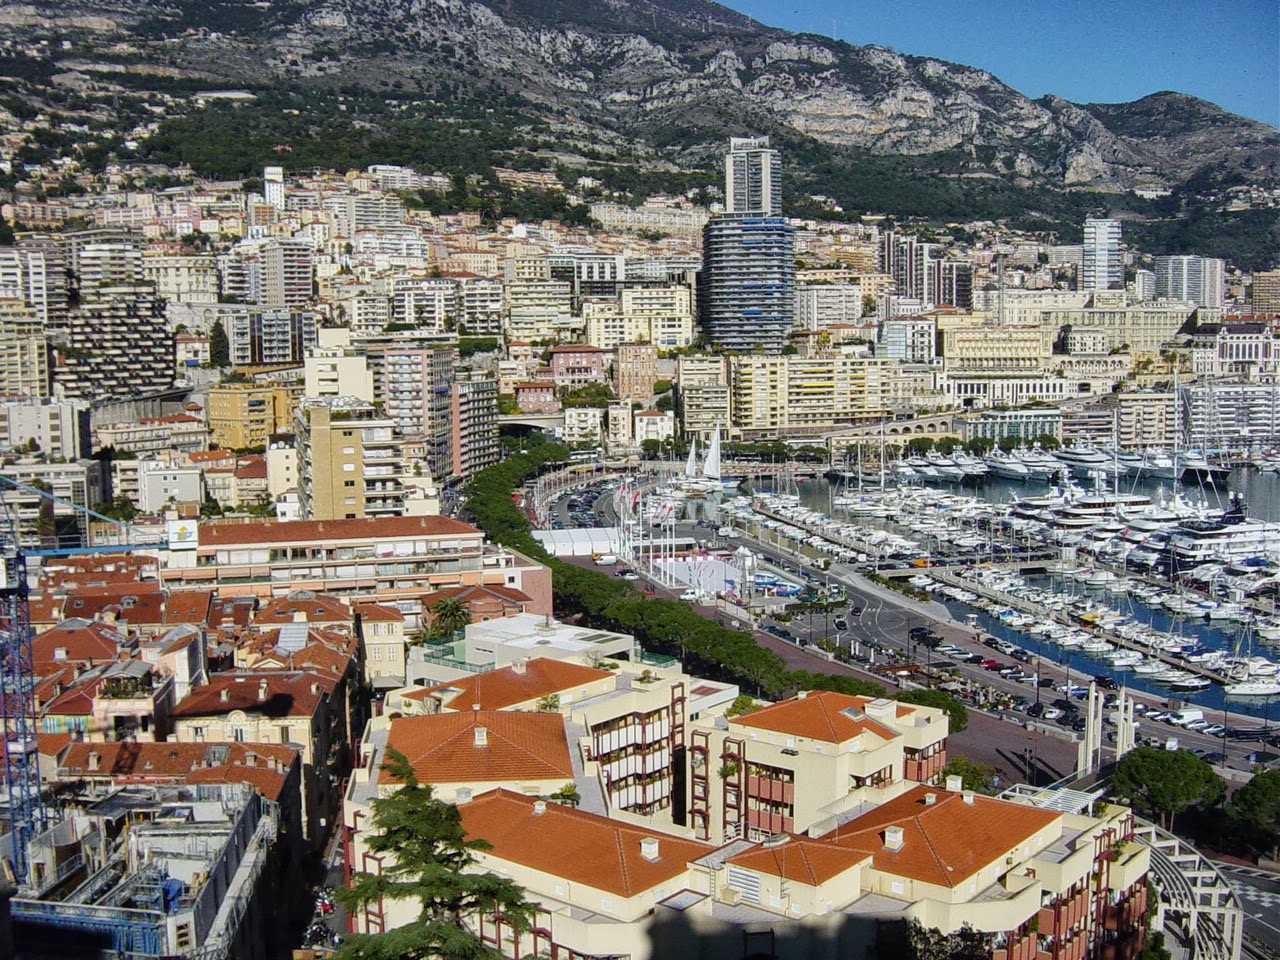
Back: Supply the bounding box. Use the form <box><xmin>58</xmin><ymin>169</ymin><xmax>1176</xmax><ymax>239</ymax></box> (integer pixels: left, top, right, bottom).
<box><xmin>593</xmin><ymin>554</ymin><xmax>618</xmax><ymax>565</ymax></box>
<box><xmin>1170</xmin><ymin>709</ymin><xmax>1205</xmax><ymax>727</ymax></box>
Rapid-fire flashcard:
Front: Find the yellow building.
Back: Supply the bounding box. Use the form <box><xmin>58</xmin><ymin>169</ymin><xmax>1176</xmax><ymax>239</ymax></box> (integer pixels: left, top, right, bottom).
<box><xmin>729</xmin><ymin>354</ymin><xmax>891</xmax><ymax>437</ymax></box>
<box><xmin>205</xmin><ymin>382</ymin><xmax>299</xmax><ymax>449</ymax></box>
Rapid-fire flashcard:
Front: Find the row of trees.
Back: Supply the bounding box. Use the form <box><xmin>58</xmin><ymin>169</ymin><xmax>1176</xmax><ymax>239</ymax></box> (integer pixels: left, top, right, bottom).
<box><xmin>1109</xmin><ymin>747</ymin><xmax>1280</xmax><ymax>860</ymax></box>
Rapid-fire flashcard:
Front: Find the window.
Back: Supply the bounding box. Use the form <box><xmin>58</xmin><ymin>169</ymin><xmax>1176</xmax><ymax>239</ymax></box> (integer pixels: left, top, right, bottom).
<box><xmin>233</xmin><ymin>728</ymin><xmax>246</xmax><ymax>742</ymax></box>
<box><xmin>344</xmin><ymin>480</ymin><xmax>356</xmax><ymax>487</ymax></box>
<box><xmin>191</xmin><ymin>726</ymin><xmax>205</xmax><ymax>741</ymax></box>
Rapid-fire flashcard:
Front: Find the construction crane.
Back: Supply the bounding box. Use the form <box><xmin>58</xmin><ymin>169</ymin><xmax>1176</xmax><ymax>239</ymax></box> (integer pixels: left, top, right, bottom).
<box><xmin>0</xmin><ymin>475</ymin><xmax>168</xmax><ymax>883</ymax></box>
<box><xmin>0</xmin><ymin>502</ymin><xmax>46</xmax><ymax>883</ymax></box>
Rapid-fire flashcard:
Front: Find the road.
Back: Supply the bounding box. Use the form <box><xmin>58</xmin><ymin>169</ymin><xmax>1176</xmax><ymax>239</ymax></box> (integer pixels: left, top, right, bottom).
<box><xmin>1216</xmin><ymin>863</ymin><xmax>1280</xmax><ymax>958</ymax></box>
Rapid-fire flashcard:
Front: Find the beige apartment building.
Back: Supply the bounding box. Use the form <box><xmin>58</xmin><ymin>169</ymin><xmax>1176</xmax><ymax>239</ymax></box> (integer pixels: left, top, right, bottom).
<box><xmin>729</xmin><ymin>355</ymin><xmax>891</xmax><ymax>437</ymax></box>
<box><xmin>206</xmin><ymin>382</ymin><xmax>300</xmax><ymax>450</ymax></box>
<box><xmin>0</xmin><ymin>306</ymin><xmax>49</xmax><ymax>397</ymax></box>
<box><xmin>613</xmin><ymin>342</ymin><xmax>658</xmax><ymax>400</ymax></box>
<box><xmin>295</xmin><ymin>397</ymin><xmax>404</xmax><ymax>520</ymax></box>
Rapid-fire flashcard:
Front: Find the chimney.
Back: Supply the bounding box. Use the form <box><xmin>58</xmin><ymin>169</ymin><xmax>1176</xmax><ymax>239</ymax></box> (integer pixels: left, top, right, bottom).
<box><xmin>245</xmin><ymin>752</ymin><xmax>257</xmax><ymax>767</ymax></box>
<box><xmin>883</xmin><ymin>826</ymin><xmax>904</xmax><ymax>851</ymax></box>
<box><xmin>54</xmin><ymin>647</ymin><xmax>67</xmax><ymax>661</ymax></box>
<box><xmin>511</xmin><ymin>659</ymin><xmax>527</xmax><ymax>675</ymax></box>
<box><xmin>796</xmin><ymin>690</ymin><xmax>808</xmax><ymax>700</ymax></box>
<box><xmin>963</xmin><ymin>791</ymin><xmax>975</xmax><ymax>806</ymax></box>
<box><xmin>310</xmin><ymin>682</ymin><xmax>319</xmax><ymax>695</ymax></box>
<box><xmin>640</xmin><ymin>837</ymin><xmax>660</xmax><ymax>862</ymax></box>
<box><xmin>532</xmin><ymin>800</ymin><xmax>547</xmax><ymax>816</ymax></box>
<box><xmin>456</xmin><ymin>787</ymin><xmax>472</xmax><ymax>804</ymax></box>
<box><xmin>220</xmin><ymin>687</ymin><xmax>230</xmax><ymax>703</ymax></box>
<box><xmin>258</xmin><ymin>679</ymin><xmax>269</xmax><ymax>701</ymax></box>
<box><xmin>87</xmin><ymin>751</ymin><xmax>100</xmax><ymax>772</ymax></box>
<box><xmin>945</xmin><ymin>775</ymin><xmax>963</xmax><ymax>792</ymax></box>
<box><xmin>292</xmin><ymin>610</ymin><xmax>306</xmax><ymax>623</ymax></box>
<box><xmin>474</xmin><ymin>726</ymin><xmax>488</xmax><ymax>748</ymax></box>
<box><xmin>924</xmin><ymin>793</ymin><xmax>937</xmax><ymax>806</ymax></box>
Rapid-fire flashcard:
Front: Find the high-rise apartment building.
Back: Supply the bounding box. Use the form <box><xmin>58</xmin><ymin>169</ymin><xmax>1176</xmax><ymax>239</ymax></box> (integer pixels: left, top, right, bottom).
<box><xmin>0</xmin><ymin>248</ymin><xmax>50</xmax><ymax>321</ymax></box>
<box><xmin>699</xmin><ymin>216</ymin><xmax>795</xmax><ymax>352</ymax></box>
<box><xmin>0</xmin><ymin>306</ymin><xmax>49</xmax><ymax>397</ymax></box>
<box><xmin>226</xmin><ymin>308</ymin><xmax>318</xmax><ymax>366</ymax></box>
<box><xmin>448</xmin><ymin>370</ymin><xmax>499</xmax><ymax>481</ymax></box>
<box><xmin>1081</xmin><ymin>218</ymin><xmax>1123</xmax><ymax>291</ymax></box>
<box><xmin>219</xmin><ymin>238</ymin><xmax>313</xmax><ymax>308</ymax></box>
<box><xmin>1155</xmin><ymin>255</ymin><xmax>1224</xmax><ymax>308</ymax></box>
<box><xmin>366</xmin><ymin>343</ymin><xmax>457</xmax><ymax>479</ymax></box>
<box><xmin>55</xmin><ymin>285</ymin><xmax>173</xmax><ymax>399</ymax></box>
<box><xmin>263</xmin><ymin>166</ymin><xmax>285</xmax><ymax>210</ymax></box>
<box><xmin>295</xmin><ymin>397</ymin><xmax>404</xmax><ymax>520</ymax></box>
<box><xmin>1253</xmin><ymin>269</ymin><xmax>1280</xmax><ymax>316</ymax></box>
<box><xmin>724</xmin><ymin>136</ymin><xmax>781</xmax><ymax>216</ymax></box>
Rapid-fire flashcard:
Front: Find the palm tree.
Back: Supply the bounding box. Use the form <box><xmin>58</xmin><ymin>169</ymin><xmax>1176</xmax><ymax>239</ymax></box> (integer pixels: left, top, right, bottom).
<box><xmin>427</xmin><ymin>596</ymin><xmax>472</xmax><ymax>642</ymax></box>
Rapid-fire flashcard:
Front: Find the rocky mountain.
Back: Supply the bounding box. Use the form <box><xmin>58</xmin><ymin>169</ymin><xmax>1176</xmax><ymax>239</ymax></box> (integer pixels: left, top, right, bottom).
<box><xmin>3</xmin><ymin>0</ymin><xmax>1278</xmax><ymax>257</ymax></box>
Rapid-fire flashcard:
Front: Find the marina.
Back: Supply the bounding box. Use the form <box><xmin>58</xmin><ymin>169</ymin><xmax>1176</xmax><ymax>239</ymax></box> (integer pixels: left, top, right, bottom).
<box><xmin>701</xmin><ymin>464</ymin><xmax>1280</xmax><ymax>720</ymax></box>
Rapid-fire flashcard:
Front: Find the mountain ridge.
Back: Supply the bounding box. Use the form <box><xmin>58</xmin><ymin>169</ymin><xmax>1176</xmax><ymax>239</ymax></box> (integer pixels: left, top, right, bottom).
<box><xmin>2</xmin><ymin>0</ymin><xmax>1277</xmax><ymax>263</ymax></box>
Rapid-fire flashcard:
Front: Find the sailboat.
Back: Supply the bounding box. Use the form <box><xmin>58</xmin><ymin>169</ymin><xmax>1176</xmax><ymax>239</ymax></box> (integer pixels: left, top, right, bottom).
<box><xmin>675</xmin><ymin>430</ymin><xmax>726</xmax><ymax>496</ymax></box>
<box><xmin>706</xmin><ymin>428</ymin><xmax>740</xmax><ymax>489</ymax></box>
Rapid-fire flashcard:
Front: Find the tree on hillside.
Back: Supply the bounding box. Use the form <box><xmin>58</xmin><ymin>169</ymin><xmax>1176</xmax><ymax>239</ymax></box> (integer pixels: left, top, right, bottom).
<box><xmin>335</xmin><ymin>749</ymin><xmax>537</xmax><ymax>960</ymax></box>
<box><xmin>1229</xmin><ymin>769</ymin><xmax>1280</xmax><ymax>861</ymax></box>
<box><xmin>1109</xmin><ymin>747</ymin><xmax>1225</xmax><ymax>829</ymax></box>
<box><xmin>208</xmin><ymin>319</ymin><xmax>230</xmax><ymax>367</ymax></box>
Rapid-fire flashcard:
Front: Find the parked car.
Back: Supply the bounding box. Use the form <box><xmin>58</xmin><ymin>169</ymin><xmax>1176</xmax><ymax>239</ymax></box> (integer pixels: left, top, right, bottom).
<box><xmin>1041</xmin><ymin>707</ymin><xmax>1064</xmax><ymax>721</ymax></box>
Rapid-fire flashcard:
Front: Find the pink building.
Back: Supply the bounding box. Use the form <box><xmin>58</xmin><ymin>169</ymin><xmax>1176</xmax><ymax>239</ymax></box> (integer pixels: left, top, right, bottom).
<box><xmin>548</xmin><ymin>345</ymin><xmax>606</xmax><ymax>390</ymax></box>
<box><xmin>513</xmin><ymin>381</ymin><xmax>560</xmax><ymax>414</ymax></box>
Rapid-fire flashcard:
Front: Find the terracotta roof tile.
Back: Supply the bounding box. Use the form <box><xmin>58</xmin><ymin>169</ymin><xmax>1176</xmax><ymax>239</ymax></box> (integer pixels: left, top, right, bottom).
<box><xmin>725</xmin><ymin>838</ymin><xmax>871</xmax><ymax>886</ymax></box>
<box><xmin>201</xmin><ymin>515</ymin><xmax>480</xmax><ymax>546</ymax></box>
<box><xmin>253</xmin><ymin>593</ymin><xmax>352</xmax><ymax>625</ymax></box>
<box><xmin>172</xmin><ymin>671</ymin><xmax>334</xmax><ymax>719</ymax></box>
<box><xmin>459</xmin><ymin>789</ymin><xmax>714</xmax><ymax>898</ymax></box>
<box><xmin>818</xmin><ymin>785</ymin><xmax>1061</xmax><ymax>888</ymax></box>
<box><xmin>412</xmin><ymin>658</ymin><xmax>613</xmax><ymax>712</ymax></box>
<box><xmin>33</xmin><ymin>620</ymin><xmax>131</xmax><ymax>664</ymax></box>
<box><xmin>164</xmin><ymin>591</ymin><xmax>214</xmax><ymax>625</ymax></box>
<box><xmin>730</xmin><ymin>691</ymin><xmax>900</xmax><ymax>745</ymax></box>
<box><xmin>382</xmin><ymin>711</ymin><xmax>573</xmax><ymax>785</ymax></box>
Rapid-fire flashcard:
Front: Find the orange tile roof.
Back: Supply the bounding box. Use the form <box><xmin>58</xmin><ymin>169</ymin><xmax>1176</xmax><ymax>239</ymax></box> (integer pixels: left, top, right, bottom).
<box><xmin>62</xmin><ymin>584</ymin><xmax>166</xmax><ymax>625</ymax></box>
<box><xmin>33</xmin><ymin>620</ymin><xmax>130</xmax><ymax>664</ymax></box>
<box><xmin>412</xmin><ymin>658</ymin><xmax>613</xmax><ymax>711</ymax></box>
<box><xmin>725</xmin><ymin>838</ymin><xmax>871</xmax><ymax>886</ymax></box>
<box><xmin>459</xmin><ymin>789</ymin><xmax>714</xmax><ymax>898</ymax></box>
<box><xmin>254</xmin><ymin>593</ymin><xmax>352</xmax><ymax>625</ymax></box>
<box><xmin>201</xmin><ymin>515</ymin><xmax>481</xmax><ymax>546</ymax></box>
<box><xmin>172</xmin><ymin>671</ymin><xmax>335</xmax><ymax>719</ymax></box>
<box><xmin>381</xmin><ymin>711</ymin><xmax>572</xmax><ymax>785</ymax></box>
<box><xmin>354</xmin><ymin>602</ymin><xmax>404</xmax><ymax>623</ymax></box>
<box><xmin>60</xmin><ymin>741</ymin><xmax>297</xmax><ymax>802</ymax></box>
<box><xmin>730</xmin><ymin>691</ymin><xmax>900</xmax><ymax>744</ymax></box>
<box><xmin>818</xmin><ymin>785</ymin><xmax>1061</xmax><ymax>888</ymax></box>
<box><xmin>164</xmin><ymin>591</ymin><xmax>214</xmax><ymax>625</ymax></box>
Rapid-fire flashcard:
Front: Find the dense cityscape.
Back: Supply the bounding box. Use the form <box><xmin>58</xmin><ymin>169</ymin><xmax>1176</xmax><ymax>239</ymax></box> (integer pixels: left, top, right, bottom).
<box><xmin>0</xmin><ymin>14</ymin><xmax>1279</xmax><ymax>960</ymax></box>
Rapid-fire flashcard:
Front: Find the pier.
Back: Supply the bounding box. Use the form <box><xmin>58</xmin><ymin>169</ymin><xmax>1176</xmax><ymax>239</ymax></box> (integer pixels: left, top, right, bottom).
<box><xmin>926</xmin><ymin>568</ymin><xmax>1233</xmax><ymax>686</ymax></box>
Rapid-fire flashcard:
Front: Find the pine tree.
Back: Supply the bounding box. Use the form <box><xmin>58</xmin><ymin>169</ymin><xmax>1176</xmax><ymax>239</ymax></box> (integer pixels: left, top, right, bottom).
<box><xmin>335</xmin><ymin>749</ymin><xmax>537</xmax><ymax>960</ymax></box>
<box><xmin>208</xmin><ymin>319</ymin><xmax>230</xmax><ymax>367</ymax></box>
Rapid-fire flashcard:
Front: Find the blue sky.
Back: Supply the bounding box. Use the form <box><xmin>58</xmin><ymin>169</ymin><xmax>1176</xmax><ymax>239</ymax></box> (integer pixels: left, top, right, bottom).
<box><xmin>721</xmin><ymin>0</ymin><xmax>1279</xmax><ymax>127</ymax></box>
